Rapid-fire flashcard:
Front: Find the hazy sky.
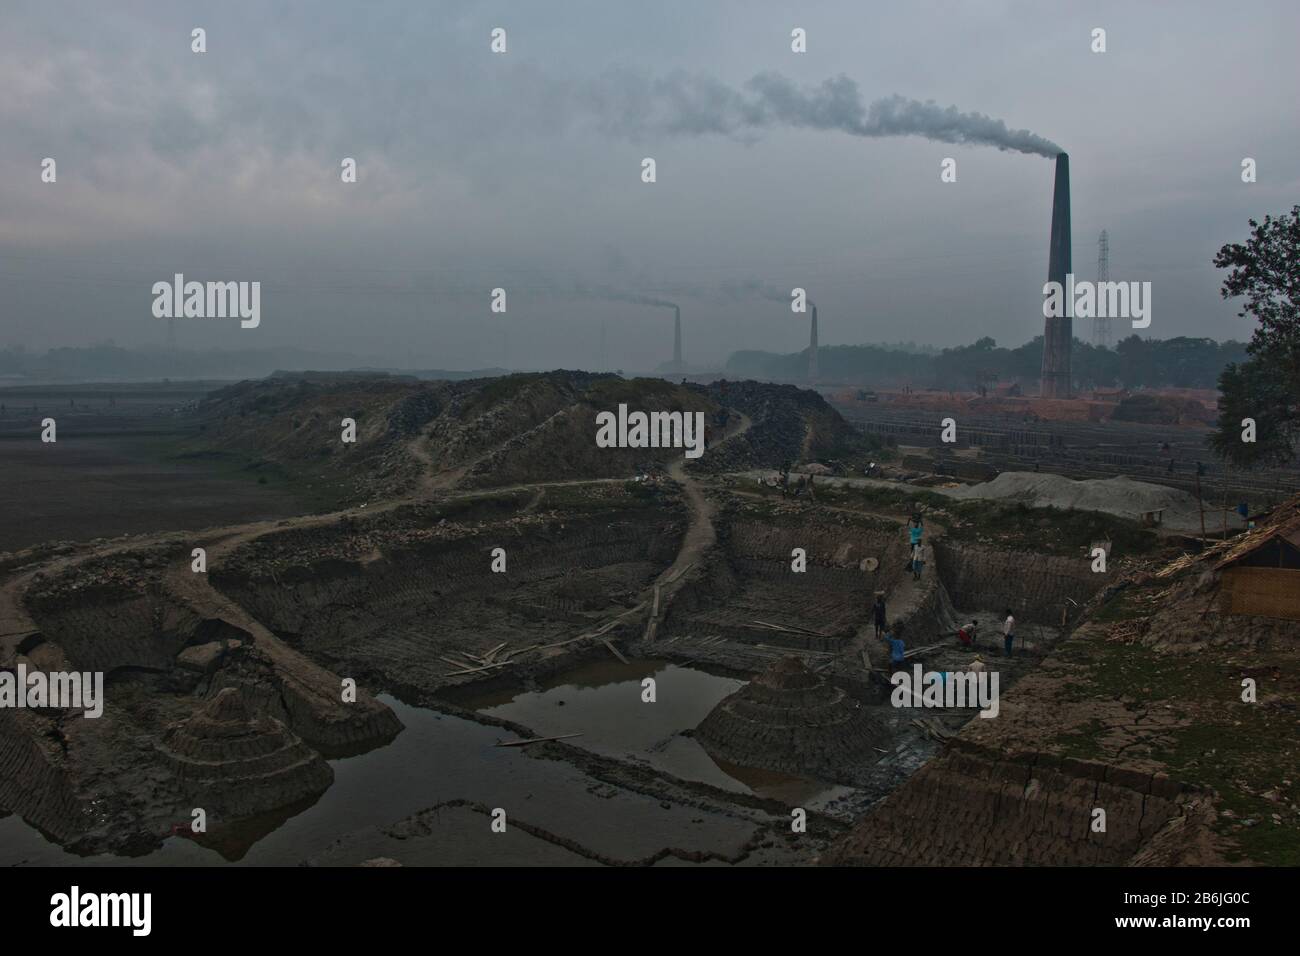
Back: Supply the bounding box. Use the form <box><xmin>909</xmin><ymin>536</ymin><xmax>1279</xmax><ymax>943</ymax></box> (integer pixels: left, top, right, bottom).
<box><xmin>3</xmin><ymin>0</ymin><xmax>1298</xmax><ymax>371</ymax></box>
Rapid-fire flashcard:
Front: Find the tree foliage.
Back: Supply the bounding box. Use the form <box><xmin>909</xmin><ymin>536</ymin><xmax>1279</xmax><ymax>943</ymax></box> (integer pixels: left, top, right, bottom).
<box><xmin>1211</xmin><ymin>206</ymin><xmax>1300</xmax><ymax>467</ymax></box>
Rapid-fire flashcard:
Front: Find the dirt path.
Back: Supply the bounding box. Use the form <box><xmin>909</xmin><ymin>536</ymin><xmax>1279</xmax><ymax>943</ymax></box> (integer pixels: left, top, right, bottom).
<box><xmin>799</xmin><ymin>421</ymin><xmax>814</xmax><ymax>460</ymax></box>
<box><xmin>1</xmin><ymin>406</ymin><xmax>749</xmax><ymax>664</ymax></box>
<box><xmin>639</xmin><ymin>413</ymin><xmax>753</xmax><ymax>640</ymax></box>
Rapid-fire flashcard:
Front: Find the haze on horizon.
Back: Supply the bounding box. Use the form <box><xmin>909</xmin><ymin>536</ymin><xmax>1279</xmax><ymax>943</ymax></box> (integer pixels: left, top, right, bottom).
<box><xmin>2</xmin><ymin>0</ymin><xmax>1298</xmax><ymax>374</ymax></box>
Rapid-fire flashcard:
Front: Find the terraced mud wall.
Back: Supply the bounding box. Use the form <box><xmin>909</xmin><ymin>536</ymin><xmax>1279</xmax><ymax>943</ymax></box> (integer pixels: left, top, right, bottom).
<box><xmin>826</xmin><ymin>743</ymin><xmax>1198</xmax><ymax>866</ymax></box>
<box><xmin>212</xmin><ymin>507</ymin><xmax>683</xmax><ymax>695</ymax></box>
<box><xmin>887</xmin><ymin>540</ymin><xmax>961</xmax><ymax>643</ymax></box>
<box><xmin>0</xmin><ymin>708</ymin><xmax>87</xmax><ymax>845</ymax></box>
<box><xmin>25</xmin><ymin>588</ymin><xmax>200</xmax><ymax>675</ymax></box>
<box><xmin>665</xmin><ymin>514</ymin><xmax>906</xmax><ymax>650</ymax></box>
<box><xmin>934</xmin><ymin>541</ymin><xmax>1111</xmax><ymax>624</ymax></box>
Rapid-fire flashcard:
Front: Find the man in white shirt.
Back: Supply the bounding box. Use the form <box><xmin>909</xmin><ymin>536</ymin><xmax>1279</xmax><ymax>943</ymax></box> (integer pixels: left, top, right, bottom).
<box><xmin>1003</xmin><ymin>609</ymin><xmax>1016</xmax><ymax>657</ymax></box>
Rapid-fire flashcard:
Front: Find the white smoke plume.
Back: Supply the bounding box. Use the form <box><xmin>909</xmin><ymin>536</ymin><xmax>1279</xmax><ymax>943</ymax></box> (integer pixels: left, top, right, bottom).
<box><xmin>582</xmin><ymin>70</ymin><xmax>1062</xmax><ymax>158</ymax></box>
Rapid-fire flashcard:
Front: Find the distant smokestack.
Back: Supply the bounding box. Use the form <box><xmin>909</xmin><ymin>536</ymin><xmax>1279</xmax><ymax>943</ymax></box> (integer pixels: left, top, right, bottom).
<box><xmin>673</xmin><ymin>305</ymin><xmax>683</xmax><ymax>371</ymax></box>
<box><xmin>1040</xmin><ymin>152</ymin><xmax>1072</xmax><ymax>398</ymax></box>
<box><xmin>808</xmin><ymin>304</ymin><xmax>819</xmax><ymax>382</ymax></box>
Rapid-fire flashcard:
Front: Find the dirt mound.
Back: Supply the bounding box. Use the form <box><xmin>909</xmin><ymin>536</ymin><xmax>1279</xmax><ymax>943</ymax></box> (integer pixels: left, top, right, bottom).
<box><xmin>945</xmin><ymin>472</ymin><xmax>1236</xmax><ymax>533</ymax></box>
<box><xmin>459</xmin><ymin>376</ymin><xmax>716</xmax><ymax>488</ymax></box>
<box><xmin>697</xmin><ymin>657</ymin><xmax>889</xmax><ymax>783</ymax></box>
<box><xmin>194</xmin><ymin>374</ymin><xmax>454</xmax><ymax>502</ymax></box>
<box><xmin>158</xmin><ymin>687</ymin><xmax>333</xmax><ymax>820</ymax></box>
<box><xmin>688</xmin><ymin>380</ymin><xmax>878</xmax><ymax>475</ymax></box>
<box><xmin>190</xmin><ymin>372</ymin><xmax>876</xmax><ymax>496</ymax></box>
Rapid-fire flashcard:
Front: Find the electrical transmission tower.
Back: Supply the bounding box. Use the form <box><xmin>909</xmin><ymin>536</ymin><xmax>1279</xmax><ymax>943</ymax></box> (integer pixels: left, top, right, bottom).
<box><xmin>1093</xmin><ymin>230</ymin><xmax>1111</xmax><ymax>348</ymax></box>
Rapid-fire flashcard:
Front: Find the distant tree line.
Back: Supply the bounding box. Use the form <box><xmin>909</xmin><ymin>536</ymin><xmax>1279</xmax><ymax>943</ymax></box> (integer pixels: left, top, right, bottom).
<box><xmin>0</xmin><ymin>344</ymin><xmax>393</xmax><ymax>381</ymax></box>
<box><xmin>726</xmin><ymin>334</ymin><xmax>1248</xmax><ymax>391</ymax></box>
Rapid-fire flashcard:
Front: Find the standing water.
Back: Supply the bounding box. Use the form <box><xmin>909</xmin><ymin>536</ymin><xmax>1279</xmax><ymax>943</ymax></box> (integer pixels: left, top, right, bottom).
<box><xmin>471</xmin><ymin>658</ymin><xmax>852</xmax><ymax>806</ymax></box>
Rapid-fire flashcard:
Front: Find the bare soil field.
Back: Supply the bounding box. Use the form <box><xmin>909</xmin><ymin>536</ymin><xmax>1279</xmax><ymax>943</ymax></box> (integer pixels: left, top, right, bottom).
<box><xmin>0</xmin><ymin>435</ymin><xmax>307</xmax><ymax>552</ymax></box>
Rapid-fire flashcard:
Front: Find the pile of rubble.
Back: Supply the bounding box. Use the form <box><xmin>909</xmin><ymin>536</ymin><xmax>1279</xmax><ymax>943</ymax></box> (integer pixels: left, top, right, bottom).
<box><xmin>24</xmin><ymin>550</ymin><xmax>170</xmax><ymax>608</ymax></box>
<box><xmin>690</xmin><ymin>380</ymin><xmax>876</xmax><ymax>475</ymax></box>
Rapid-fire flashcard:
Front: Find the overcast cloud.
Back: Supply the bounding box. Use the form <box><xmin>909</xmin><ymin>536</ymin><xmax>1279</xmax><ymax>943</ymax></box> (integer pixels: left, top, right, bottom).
<box><xmin>2</xmin><ymin>0</ymin><xmax>1298</xmax><ymax>371</ymax></box>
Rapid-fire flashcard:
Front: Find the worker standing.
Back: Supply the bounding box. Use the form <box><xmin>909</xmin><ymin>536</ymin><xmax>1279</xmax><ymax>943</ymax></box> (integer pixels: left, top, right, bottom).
<box><xmin>872</xmin><ymin>592</ymin><xmax>887</xmax><ymax>639</ymax></box>
<box><xmin>1002</xmin><ymin>609</ymin><xmax>1016</xmax><ymax>657</ymax></box>
<box><xmin>888</xmin><ymin>627</ymin><xmax>906</xmax><ymax>670</ymax></box>
<box><xmin>909</xmin><ymin>514</ymin><xmax>923</xmax><ymax>545</ymax></box>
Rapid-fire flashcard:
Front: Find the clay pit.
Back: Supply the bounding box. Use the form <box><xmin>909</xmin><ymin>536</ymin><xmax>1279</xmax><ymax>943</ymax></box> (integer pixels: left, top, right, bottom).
<box><xmin>2</xmin><ymin>373</ymin><xmax>1286</xmax><ymax>867</ymax></box>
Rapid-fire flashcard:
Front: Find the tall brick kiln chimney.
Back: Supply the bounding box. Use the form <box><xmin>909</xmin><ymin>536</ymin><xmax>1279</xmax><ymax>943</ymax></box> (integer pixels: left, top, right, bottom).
<box><xmin>808</xmin><ymin>304</ymin><xmax>819</xmax><ymax>382</ymax></box>
<box><xmin>1039</xmin><ymin>152</ymin><xmax>1072</xmax><ymax>398</ymax></box>
<box><xmin>673</xmin><ymin>305</ymin><xmax>683</xmax><ymax>371</ymax></box>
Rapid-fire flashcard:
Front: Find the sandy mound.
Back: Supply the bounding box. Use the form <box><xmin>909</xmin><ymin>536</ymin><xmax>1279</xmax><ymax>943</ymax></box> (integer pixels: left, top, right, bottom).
<box><xmin>945</xmin><ymin>472</ymin><xmax>1241</xmax><ymax>533</ymax></box>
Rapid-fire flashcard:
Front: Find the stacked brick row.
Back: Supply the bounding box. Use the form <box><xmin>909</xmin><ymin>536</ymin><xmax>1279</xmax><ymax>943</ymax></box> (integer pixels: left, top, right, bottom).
<box><xmin>826</xmin><ymin>746</ymin><xmax>1190</xmax><ymax>866</ymax></box>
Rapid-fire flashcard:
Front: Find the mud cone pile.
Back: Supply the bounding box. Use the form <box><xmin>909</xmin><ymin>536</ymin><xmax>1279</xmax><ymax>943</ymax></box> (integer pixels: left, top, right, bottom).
<box><xmin>697</xmin><ymin>657</ymin><xmax>888</xmax><ymax>781</ymax></box>
<box><xmin>159</xmin><ymin>687</ymin><xmax>333</xmax><ymax>819</ymax></box>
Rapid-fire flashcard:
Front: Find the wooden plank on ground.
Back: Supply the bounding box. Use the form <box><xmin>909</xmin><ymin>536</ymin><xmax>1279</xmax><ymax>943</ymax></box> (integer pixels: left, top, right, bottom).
<box><xmin>495</xmin><ymin>733</ymin><xmax>583</xmax><ymax>748</ymax></box>
<box><xmin>602</xmin><ymin>639</ymin><xmax>629</xmax><ymax>664</ymax></box>
<box><xmin>753</xmin><ymin>619</ymin><xmax>821</xmax><ymax>637</ymax></box>
<box><xmin>442</xmin><ymin>660</ymin><xmax>514</xmax><ymax>678</ymax></box>
<box><xmin>902</xmin><ymin>641</ymin><xmax>945</xmax><ymax>660</ymax></box>
<box><xmin>666</xmin><ymin>561</ymin><xmax>695</xmax><ymax>584</ymax></box>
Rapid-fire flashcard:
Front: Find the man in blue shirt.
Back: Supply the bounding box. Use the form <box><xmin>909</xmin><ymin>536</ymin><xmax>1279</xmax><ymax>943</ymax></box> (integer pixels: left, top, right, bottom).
<box><xmin>888</xmin><ymin>625</ymin><xmax>906</xmax><ymax>669</ymax></box>
<box><xmin>908</xmin><ymin>519</ymin><xmax>923</xmax><ymax>548</ymax></box>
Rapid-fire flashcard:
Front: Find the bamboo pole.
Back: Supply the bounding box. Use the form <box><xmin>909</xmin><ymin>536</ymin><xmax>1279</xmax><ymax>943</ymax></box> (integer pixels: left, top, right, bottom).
<box><xmin>1222</xmin><ymin>464</ymin><xmax>1230</xmax><ymax>540</ymax></box>
<box><xmin>1195</xmin><ymin>467</ymin><xmax>1207</xmax><ymax>542</ymax></box>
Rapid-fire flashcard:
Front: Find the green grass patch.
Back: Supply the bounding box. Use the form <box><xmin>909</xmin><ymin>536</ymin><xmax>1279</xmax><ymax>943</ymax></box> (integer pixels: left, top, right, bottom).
<box><xmin>1047</xmin><ymin>622</ymin><xmax>1300</xmax><ymax>865</ymax></box>
<box><xmin>818</xmin><ymin>481</ymin><xmax>1161</xmax><ymax>556</ymax></box>
<box><xmin>940</xmin><ymin>499</ymin><xmax>1162</xmax><ymax>557</ymax></box>
<box><xmin>1050</xmin><ymin>718</ymin><xmax>1108</xmax><ymax>761</ymax></box>
<box><xmin>130</xmin><ymin>434</ymin><xmax>348</xmax><ymax>512</ymax></box>
<box><xmin>1152</xmin><ymin>721</ymin><xmax>1300</xmax><ymax>866</ymax></box>
<box><xmin>1088</xmin><ymin>589</ymin><xmax>1148</xmax><ymax>625</ymax></box>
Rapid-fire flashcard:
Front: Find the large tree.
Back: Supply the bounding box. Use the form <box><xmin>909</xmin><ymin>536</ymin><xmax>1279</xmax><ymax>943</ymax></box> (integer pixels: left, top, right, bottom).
<box><xmin>1210</xmin><ymin>205</ymin><xmax>1300</xmax><ymax>467</ymax></box>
